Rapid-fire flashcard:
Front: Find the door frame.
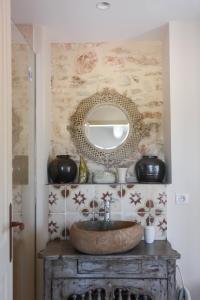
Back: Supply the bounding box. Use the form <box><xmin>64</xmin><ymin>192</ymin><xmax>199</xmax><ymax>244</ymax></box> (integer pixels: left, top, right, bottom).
<box><xmin>0</xmin><ymin>0</ymin><xmax>13</xmax><ymax>299</ymax></box>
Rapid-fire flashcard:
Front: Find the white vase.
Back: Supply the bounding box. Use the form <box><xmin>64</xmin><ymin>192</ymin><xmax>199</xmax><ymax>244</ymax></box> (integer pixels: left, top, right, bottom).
<box><xmin>144</xmin><ymin>226</ymin><xmax>155</xmax><ymax>243</ymax></box>
<box><xmin>117</xmin><ymin>168</ymin><xmax>127</xmax><ymax>183</ymax></box>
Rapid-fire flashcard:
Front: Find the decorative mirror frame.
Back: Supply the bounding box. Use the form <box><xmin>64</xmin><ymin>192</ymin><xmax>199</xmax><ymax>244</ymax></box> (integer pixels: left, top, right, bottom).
<box><xmin>69</xmin><ymin>88</ymin><xmax>150</xmax><ymax>166</ymax></box>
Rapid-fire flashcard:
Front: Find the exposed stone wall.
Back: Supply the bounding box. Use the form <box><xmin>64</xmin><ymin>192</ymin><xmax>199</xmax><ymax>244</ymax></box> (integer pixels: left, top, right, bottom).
<box><xmin>50</xmin><ymin>41</ymin><xmax>164</xmax><ymax>178</ymax></box>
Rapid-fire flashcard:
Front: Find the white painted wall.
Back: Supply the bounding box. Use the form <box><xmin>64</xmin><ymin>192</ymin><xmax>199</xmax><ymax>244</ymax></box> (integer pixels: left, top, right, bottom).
<box><xmin>162</xmin><ymin>24</ymin><xmax>172</xmax><ymax>184</ymax></box>
<box><xmin>167</xmin><ymin>21</ymin><xmax>200</xmax><ymax>299</ymax></box>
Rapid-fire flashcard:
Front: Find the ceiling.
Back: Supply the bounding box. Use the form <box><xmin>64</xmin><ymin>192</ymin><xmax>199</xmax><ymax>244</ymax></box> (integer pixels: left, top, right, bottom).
<box><xmin>11</xmin><ymin>0</ymin><xmax>200</xmax><ymax>42</ymax></box>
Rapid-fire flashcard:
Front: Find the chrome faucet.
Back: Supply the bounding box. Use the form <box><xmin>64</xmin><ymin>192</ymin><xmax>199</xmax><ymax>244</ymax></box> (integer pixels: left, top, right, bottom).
<box><xmin>103</xmin><ymin>198</ymin><xmax>112</xmax><ymax>222</ymax></box>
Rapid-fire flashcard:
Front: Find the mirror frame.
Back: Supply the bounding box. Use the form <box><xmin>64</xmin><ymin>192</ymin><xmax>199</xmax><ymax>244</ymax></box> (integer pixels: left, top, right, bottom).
<box><xmin>69</xmin><ymin>88</ymin><xmax>150</xmax><ymax>166</ymax></box>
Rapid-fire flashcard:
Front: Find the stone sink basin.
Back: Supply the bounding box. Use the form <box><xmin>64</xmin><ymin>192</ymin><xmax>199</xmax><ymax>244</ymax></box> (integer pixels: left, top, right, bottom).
<box><xmin>70</xmin><ymin>220</ymin><xmax>144</xmax><ymax>255</ymax></box>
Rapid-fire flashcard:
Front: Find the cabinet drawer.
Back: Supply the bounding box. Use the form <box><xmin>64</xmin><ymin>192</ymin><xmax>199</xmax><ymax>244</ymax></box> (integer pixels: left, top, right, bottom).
<box><xmin>51</xmin><ymin>259</ymin><xmax>77</xmax><ymax>277</ymax></box>
<box><xmin>78</xmin><ymin>259</ymin><xmax>141</xmax><ymax>274</ymax></box>
<box><xmin>142</xmin><ymin>260</ymin><xmax>167</xmax><ymax>278</ymax></box>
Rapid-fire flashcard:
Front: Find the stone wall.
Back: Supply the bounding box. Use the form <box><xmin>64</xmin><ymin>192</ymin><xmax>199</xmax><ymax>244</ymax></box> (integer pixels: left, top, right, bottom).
<box><xmin>50</xmin><ymin>41</ymin><xmax>164</xmax><ymax>178</ymax></box>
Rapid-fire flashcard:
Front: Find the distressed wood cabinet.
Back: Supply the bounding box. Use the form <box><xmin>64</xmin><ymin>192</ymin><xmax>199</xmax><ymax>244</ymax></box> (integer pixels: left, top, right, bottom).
<box><xmin>39</xmin><ymin>240</ymin><xmax>180</xmax><ymax>300</ymax></box>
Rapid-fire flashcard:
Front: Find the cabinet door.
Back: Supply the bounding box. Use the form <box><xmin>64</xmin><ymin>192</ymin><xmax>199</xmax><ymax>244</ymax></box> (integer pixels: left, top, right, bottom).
<box><xmin>52</xmin><ymin>278</ymin><xmax>167</xmax><ymax>300</ymax></box>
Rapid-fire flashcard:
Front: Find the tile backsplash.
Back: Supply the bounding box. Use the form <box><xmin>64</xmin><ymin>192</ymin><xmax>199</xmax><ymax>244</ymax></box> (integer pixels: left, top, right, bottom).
<box><xmin>47</xmin><ymin>184</ymin><xmax>167</xmax><ymax>242</ymax></box>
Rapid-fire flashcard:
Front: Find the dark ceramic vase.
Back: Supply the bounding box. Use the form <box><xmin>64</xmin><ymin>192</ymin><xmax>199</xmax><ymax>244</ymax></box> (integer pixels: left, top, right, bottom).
<box><xmin>48</xmin><ymin>155</ymin><xmax>77</xmax><ymax>184</ymax></box>
<box><xmin>135</xmin><ymin>156</ymin><xmax>165</xmax><ymax>183</ymax></box>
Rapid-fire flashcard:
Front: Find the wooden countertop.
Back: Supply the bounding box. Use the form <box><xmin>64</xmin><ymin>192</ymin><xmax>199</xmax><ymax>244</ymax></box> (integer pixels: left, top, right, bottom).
<box><xmin>39</xmin><ymin>240</ymin><xmax>180</xmax><ymax>260</ymax></box>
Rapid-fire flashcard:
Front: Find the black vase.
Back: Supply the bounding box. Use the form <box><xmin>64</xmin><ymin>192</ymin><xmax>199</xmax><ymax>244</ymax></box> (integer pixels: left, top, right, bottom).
<box><xmin>135</xmin><ymin>156</ymin><xmax>165</xmax><ymax>183</ymax></box>
<box><xmin>48</xmin><ymin>155</ymin><xmax>77</xmax><ymax>184</ymax></box>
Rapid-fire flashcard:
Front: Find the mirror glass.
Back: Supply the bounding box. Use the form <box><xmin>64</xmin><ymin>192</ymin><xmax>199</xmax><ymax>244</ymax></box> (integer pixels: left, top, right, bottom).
<box><xmin>84</xmin><ymin>104</ymin><xmax>130</xmax><ymax>150</ymax></box>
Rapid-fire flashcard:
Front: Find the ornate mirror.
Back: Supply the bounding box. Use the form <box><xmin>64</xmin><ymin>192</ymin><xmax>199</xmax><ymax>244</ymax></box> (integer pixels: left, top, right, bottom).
<box><xmin>84</xmin><ymin>104</ymin><xmax>130</xmax><ymax>150</ymax></box>
<box><xmin>69</xmin><ymin>89</ymin><xmax>149</xmax><ymax>166</ymax></box>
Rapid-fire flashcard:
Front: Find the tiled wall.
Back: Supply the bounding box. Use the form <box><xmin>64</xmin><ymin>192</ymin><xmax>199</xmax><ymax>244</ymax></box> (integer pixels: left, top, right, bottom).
<box><xmin>48</xmin><ymin>184</ymin><xmax>167</xmax><ymax>241</ymax></box>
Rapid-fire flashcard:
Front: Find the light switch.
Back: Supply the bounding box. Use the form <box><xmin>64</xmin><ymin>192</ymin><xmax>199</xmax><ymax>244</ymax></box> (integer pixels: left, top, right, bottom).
<box><xmin>175</xmin><ymin>193</ymin><xmax>189</xmax><ymax>205</ymax></box>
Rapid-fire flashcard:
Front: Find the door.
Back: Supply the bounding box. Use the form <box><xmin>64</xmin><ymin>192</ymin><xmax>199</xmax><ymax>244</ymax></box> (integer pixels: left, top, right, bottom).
<box><xmin>11</xmin><ymin>23</ymin><xmax>36</xmax><ymax>300</ymax></box>
<box><xmin>0</xmin><ymin>0</ymin><xmax>13</xmax><ymax>299</ymax></box>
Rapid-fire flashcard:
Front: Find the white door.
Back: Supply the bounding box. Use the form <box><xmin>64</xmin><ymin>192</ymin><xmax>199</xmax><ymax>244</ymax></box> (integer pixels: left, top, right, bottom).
<box><xmin>0</xmin><ymin>0</ymin><xmax>13</xmax><ymax>299</ymax></box>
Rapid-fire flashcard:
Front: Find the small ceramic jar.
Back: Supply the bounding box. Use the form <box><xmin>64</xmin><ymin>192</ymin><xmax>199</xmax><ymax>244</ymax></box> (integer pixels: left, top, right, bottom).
<box><xmin>117</xmin><ymin>168</ymin><xmax>128</xmax><ymax>183</ymax></box>
<box><xmin>144</xmin><ymin>226</ymin><xmax>155</xmax><ymax>244</ymax></box>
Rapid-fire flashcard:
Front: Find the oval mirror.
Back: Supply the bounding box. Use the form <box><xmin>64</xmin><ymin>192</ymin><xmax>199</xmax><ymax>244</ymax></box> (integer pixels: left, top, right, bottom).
<box><xmin>84</xmin><ymin>104</ymin><xmax>130</xmax><ymax>150</ymax></box>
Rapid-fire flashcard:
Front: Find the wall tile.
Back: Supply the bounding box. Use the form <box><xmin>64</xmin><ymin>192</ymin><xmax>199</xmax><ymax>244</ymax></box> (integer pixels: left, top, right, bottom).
<box><xmin>47</xmin><ymin>184</ymin><xmax>167</xmax><ymax>241</ymax></box>
<box><xmin>154</xmin><ymin>215</ymin><xmax>167</xmax><ymax>240</ymax></box>
<box><xmin>48</xmin><ymin>213</ymin><xmax>65</xmax><ymax>241</ymax></box>
<box><xmin>93</xmin><ymin>184</ymin><xmax>121</xmax><ymax>220</ymax></box>
<box><xmin>121</xmin><ymin>184</ymin><xmax>146</xmax><ymax>217</ymax></box>
<box><xmin>48</xmin><ymin>185</ymin><xmax>66</xmax><ymax>213</ymax></box>
<box><xmin>66</xmin><ymin>185</ymin><xmax>95</xmax><ymax>217</ymax></box>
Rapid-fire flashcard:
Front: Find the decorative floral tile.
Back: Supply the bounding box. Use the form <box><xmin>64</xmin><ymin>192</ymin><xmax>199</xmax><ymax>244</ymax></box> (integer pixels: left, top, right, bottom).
<box><xmin>48</xmin><ymin>213</ymin><xmax>65</xmax><ymax>241</ymax></box>
<box><xmin>47</xmin><ymin>183</ymin><xmax>167</xmax><ymax>240</ymax></box>
<box><xmin>94</xmin><ymin>184</ymin><xmax>121</xmax><ymax>216</ymax></box>
<box><xmin>13</xmin><ymin>185</ymin><xmax>23</xmax><ymax>213</ymax></box>
<box><xmin>66</xmin><ymin>184</ymin><xmax>95</xmax><ymax>215</ymax></box>
<box><xmin>146</xmin><ymin>184</ymin><xmax>167</xmax><ymax>208</ymax></box>
<box><xmin>156</xmin><ymin>191</ymin><xmax>167</xmax><ymax>207</ymax></box>
<box><xmin>48</xmin><ymin>185</ymin><xmax>66</xmax><ymax>213</ymax></box>
<box><xmin>121</xmin><ymin>184</ymin><xmax>146</xmax><ymax>216</ymax></box>
<box><xmin>154</xmin><ymin>215</ymin><xmax>167</xmax><ymax>240</ymax></box>
<box><xmin>122</xmin><ymin>184</ymin><xmax>167</xmax><ymax>217</ymax></box>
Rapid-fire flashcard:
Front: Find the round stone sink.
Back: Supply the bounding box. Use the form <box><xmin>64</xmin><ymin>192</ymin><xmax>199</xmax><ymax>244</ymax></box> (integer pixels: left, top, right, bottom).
<box><xmin>70</xmin><ymin>220</ymin><xmax>144</xmax><ymax>255</ymax></box>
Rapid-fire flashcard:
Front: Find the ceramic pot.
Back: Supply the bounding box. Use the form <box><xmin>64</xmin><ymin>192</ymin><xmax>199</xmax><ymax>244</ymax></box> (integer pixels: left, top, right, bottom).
<box><xmin>48</xmin><ymin>155</ymin><xmax>77</xmax><ymax>184</ymax></box>
<box><xmin>135</xmin><ymin>156</ymin><xmax>165</xmax><ymax>183</ymax></box>
<box><xmin>144</xmin><ymin>226</ymin><xmax>155</xmax><ymax>244</ymax></box>
<box><xmin>117</xmin><ymin>168</ymin><xmax>127</xmax><ymax>183</ymax></box>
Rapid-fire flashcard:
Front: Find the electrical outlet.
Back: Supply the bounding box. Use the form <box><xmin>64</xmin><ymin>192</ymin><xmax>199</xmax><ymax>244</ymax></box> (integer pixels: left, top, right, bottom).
<box><xmin>175</xmin><ymin>193</ymin><xmax>189</xmax><ymax>205</ymax></box>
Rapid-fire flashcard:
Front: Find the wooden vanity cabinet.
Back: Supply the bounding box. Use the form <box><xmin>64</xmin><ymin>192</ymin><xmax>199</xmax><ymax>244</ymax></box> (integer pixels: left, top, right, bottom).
<box><xmin>39</xmin><ymin>240</ymin><xmax>180</xmax><ymax>300</ymax></box>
